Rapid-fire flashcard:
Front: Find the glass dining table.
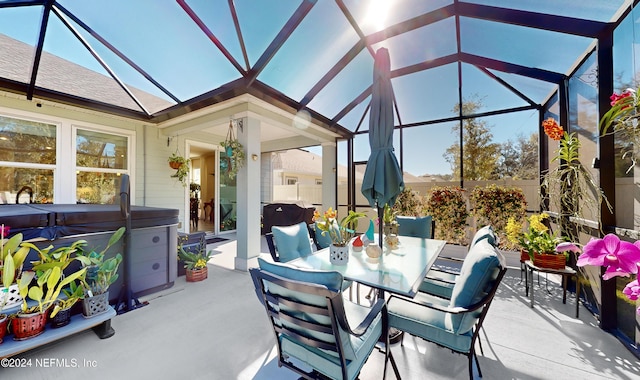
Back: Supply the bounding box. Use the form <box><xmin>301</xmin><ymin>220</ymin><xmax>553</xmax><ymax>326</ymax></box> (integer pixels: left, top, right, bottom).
<box><xmin>288</xmin><ymin>235</ymin><xmax>447</xmax><ymax>298</ymax></box>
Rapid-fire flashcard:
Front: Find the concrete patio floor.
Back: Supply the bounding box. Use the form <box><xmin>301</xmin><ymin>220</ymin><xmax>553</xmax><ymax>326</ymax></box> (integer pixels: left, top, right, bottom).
<box><xmin>1</xmin><ymin>234</ymin><xmax>639</xmax><ymax>380</ymax></box>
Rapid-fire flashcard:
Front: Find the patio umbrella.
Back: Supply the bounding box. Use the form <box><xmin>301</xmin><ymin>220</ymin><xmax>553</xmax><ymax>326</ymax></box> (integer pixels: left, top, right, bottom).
<box><xmin>361</xmin><ymin>47</ymin><xmax>404</xmax><ymax>248</ymax></box>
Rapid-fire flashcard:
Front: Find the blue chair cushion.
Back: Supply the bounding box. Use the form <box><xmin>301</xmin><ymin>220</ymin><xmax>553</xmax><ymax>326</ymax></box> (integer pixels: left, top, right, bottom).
<box><xmin>388</xmin><ymin>292</ymin><xmax>473</xmax><ymax>353</ymax></box>
<box><xmin>470</xmin><ymin>225</ymin><xmax>498</xmax><ymax>247</ymax></box>
<box><xmin>313</xmin><ymin>222</ymin><xmax>333</xmax><ymax>250</ymax></box>
<box><xmin>397</xmin><ymin>215</ymin><xmax>432</xmax><ymax>238</ymax></box>
<box><xmin>257</xmin><ymin>258</ymin><xmax>358</xmax><ymax>361</ymax></box>
<box><xmin>419</xmin><ymin>270</ymin><xmax>456</xmax><ymax>298</ymax></box>
<box><xmin>271</xmin><ymin>221</ymin><xmax>314</xmax><ymax>262</ymax></box>
<box><xmin>447</xmin><ymin>239</ymin><xmax>503</xmax><ymax>333</ymax></box>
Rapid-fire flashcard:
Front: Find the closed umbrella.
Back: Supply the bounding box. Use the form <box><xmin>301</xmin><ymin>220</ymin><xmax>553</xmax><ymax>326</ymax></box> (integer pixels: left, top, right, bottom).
<box><xmin>361</xmin><ymin>47</ymin><xmax>404</xmax><ymax>248</ymax></box>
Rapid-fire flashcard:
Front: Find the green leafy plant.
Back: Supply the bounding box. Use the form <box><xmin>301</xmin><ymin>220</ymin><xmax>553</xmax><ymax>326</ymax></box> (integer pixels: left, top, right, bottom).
<box><xmin>75</xmin><ymin>227</ymin><xmax>125</xmax><ymax>269</ymax></box>
<box><xmin>220</xmin><ymin>138</ymin><xmax>245</xmax><ymax>180</ymax></box>
<box><xmin>178</xmin><ymin>246</ymin><xmax>213</xmax><ymax>270</ymax></box>
<box><xmin>168</xmin><ymin>152</ymin><xmax>190</xmax><ymax>187</ymax></box>
<box><xmin>0</xmin><ymin>225</ymin><xmax>29</xmax><ymax>286</ymax></box>
<box><xmin>86</xmin><ymin>253</ymin><xmax>123</xmax><ymax>296</ymax></box>
<box><xmin>506</xmin><ymin>213</ymin><xmax>563</xmax><ymax>260</ymax></box>
<box><xmin>17</xmin><ymin>266</ymin><xmax>87</xmax><ymax>317</ymax></box>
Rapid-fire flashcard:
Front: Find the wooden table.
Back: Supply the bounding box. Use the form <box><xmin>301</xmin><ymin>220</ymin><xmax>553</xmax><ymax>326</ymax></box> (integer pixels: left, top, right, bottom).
<box><xmin>288</xmin><ymin>236</ymin><xmax>447</xmax><ymax>298</ymax></box>
<box><xmin>524</xmin><ymin>260</ymin><xmax>581</xmax><ymax>318</ymax></box>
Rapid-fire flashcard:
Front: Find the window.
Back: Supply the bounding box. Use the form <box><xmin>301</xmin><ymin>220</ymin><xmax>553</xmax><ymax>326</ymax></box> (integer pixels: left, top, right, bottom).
<box><xmin>315</xmin><ymin>179</ymin><xmax>322</xmax><ymax>185</ymax></box>
<box><xmin>0</xmin><ymin>115</ymin><xmax>56</xmax><ymax>203</ymax></box>
<box><xmin>286</xmin><ymin>177</ymin><xmax>298</xmax><ymax>185</ymax></box>
<box><xmin>75</xmin><ymin>128</ymin><xmax>129</xmax><ymax>204</ymax></box>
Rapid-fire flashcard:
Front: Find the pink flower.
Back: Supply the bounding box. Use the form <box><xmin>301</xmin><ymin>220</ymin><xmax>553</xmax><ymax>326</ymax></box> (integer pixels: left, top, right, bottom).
<box><xmin>622</xmin><ymin>279</ymin><xmax>640</xmax><ymax>301</ymax></box>
<box><xmin>556</xmin><ymin>242</ymin><xmax>581</xmax><ymax>253</ymax></box>
<box><xmin>576</xmin><ymin>234</ymin><xmax>640</xmax><ymax>280</ymax></box>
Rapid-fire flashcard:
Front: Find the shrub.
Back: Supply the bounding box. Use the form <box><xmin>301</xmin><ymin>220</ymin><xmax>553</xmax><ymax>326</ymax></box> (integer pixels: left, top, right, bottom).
<box><xmin>425</xmin><ymin>186</ymin><xmax>468</xmax><ymax>244</ymax></box>
<box><xmin>470</xmin><ymin>184</ymin><xmax>527</xmax><ymax>248</ymax></box>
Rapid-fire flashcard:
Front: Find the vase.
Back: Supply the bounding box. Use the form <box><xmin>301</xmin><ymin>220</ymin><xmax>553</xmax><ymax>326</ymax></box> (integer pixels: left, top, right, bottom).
<box><xmin>0</xmin><ymin>313</ymin><xmax>8</xmax><ymax>344</ymax></box>
<box><xmin>533</xmin><ymin>252</ymin><xmax>566</xmax><ymax>270</ymax></box>
<box><xmin>186</xmin><ymin>267</ymin><xmax>208</xmax><ymax>282</ymax></box>
<box><xmin>329</xmin><ymin>244</ymin><xmax>349</xmax><ymax>265</ymax></box>
<box><xmin>383</xmin><ymin>224</ymin><xmax>398</xmax><ymax>237</ymax></box>
<box><xmin>11</xmin><ymin>310</ymin><xmax>48</xmax><ymax>340</ymax></box>
<box><xmin>82</xmin><ymin>291</ymin><xmax>110</xmax><ymax>318</ymax></box>
<box><xmin>50</xmin><ymin>306</ymin><xmax>73</xmax><ymax>328</ymax></box>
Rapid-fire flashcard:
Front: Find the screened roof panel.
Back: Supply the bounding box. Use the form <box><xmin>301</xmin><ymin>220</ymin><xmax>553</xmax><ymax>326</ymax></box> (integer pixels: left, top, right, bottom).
<box><xmin>0</xmin><ymin>1</ymin><xmax>633</xmax><ymax>135</ymax></box>
<box><xmin>463</xmin><ymin>0</ymin><xmax>627</xmax><ymax>22</ymax></box>
<box><xmin>460</xmin><ymin>63</ymin><xmax>533</xmax><ymax>115</ymax></box>
<box><xmin>257</xmin><ymin>0</ymin><xmax>360</xmax><ymax>102</ymax></box>
<box><xmin>372</xmin><ymin>18</ymin><xmax>457</xmax><ymax>70</ymax></box>
<box><xmin>460</xmin><ymin>17</ymin><xmax>594</xmax><ymax>77</ymax></box>
<box><xmin>343</xmin><ymin>0</ymin><xmax>453</xmax><ymax>35</ymax></box>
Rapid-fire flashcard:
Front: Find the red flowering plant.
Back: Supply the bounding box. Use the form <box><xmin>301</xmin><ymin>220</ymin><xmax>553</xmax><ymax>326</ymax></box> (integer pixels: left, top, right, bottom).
<box><xmin>600</xmin><ymin>88</ymin><xmax>640</xmax><ymax>172</ymax></box>
<box><xmin>425</xmin><ymin>186</ymin><xmax>468</xmax><ymax>244</ymax></box>
<box><xmin>575</xmin><ymin>234</ymin><xmax>640</xmax><ymax>315</ymax></box>
<box><xmin>540</xmin><ymin>117</ymin><xmax>610</xmax><ymax>243</ymax></box>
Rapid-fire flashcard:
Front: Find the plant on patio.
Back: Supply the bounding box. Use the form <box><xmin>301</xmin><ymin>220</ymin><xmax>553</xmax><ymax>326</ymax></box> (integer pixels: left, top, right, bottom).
<box><xmin>540</xmin><ymin>117</ymin><xmax>610</xmax><ymax>243</ymax></box>
<box><xmin>425</xmin><ymin>186</ymin><xmax>468</xmax><ymax>244</ymax></box>
<box><xmin>470</xmin><ymin>184</ymin><xmax>527</xmax><ymax>248</ymax></box>
<box><xmin>506</xmin><ymin>212</ymin><xmax>566</xmax><ymax>268</ymax></box>
<box><xmin>313</xmin><ymin>207</ymin><xmax>366</xmax><ymax>247</ymax></box>
<box><xmin>179</xmin><ymin>243</ymin><xmax>212</xmax><ymax>282</ymax></box>
<box><xmin>576</xmin><ymin>234</ymin><xmax>640</xmax><ymax>315</ymax></box>
<box><xmin>0</xmin><ymin>224</ymin><xmax>29</xmax><ymax>288</ymax></box>
<box><xmin>220</xmin><ymin>120</ymin><xmax>245</xmax><ymax>180</ymax></box>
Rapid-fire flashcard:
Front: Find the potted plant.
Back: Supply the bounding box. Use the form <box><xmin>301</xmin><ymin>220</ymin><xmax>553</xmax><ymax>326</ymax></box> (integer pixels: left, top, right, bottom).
<box><xmin>506</xmin><ymin>212</ymin><xmax>566</xmax><ymax>269</ymax></box>
<box><xmin>1</xmin><ymin>225</ymin><xmax>29</xmax><ymax>312</ymax></box>
<box><xmin>75</xmin><ymin>227</ymin><xmax>125</xmax><ymax>284</ymax></box>
<box><xmin>313</xmin><ymin>207</ymin><xmax>366</xmax><ymax>265</ymax></box>
<box><xmin>13</xmin><ymin>265</ymin><xmax>87</xmax><ymax>340</ymax></box>
<box><xmin>220</xmin><ymin>137</ymin><xmax>245</xmax><ymax>180</ymax></box>
<box><xmin>50</xmin><ymin>281</ymin><xmax>84</xmax><ymax>328</ymax></box>
<box><xmin>168</xmin><ymin>152</ymin><xmax>190</xmax><ymax>187</ymax></box>
<box><xmin>382</xmin><ymin>204</ymin><xmax>398</xmax><ymax>237</ymax></box>
<box><xmin>178</xmin><ymin>245</ymin><xmax>213</xmax><ymax>282</ymax></box>
<box><xmin>82</xmin><ymin>253</ymin><xmax>122</xmax><ymax>317</ymax></box>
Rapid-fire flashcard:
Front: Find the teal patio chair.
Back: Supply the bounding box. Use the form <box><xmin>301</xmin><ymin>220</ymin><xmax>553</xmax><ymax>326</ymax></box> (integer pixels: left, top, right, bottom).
<box><xmin>387</xmin><ymin>239</ymin><xmax>506</xmax><ymax>379</ymax></box>
<box><xmin>250</xmin><ymin>258</ymin><xmax>397</xmax><ymax>380</ymax></box>
<box><xmin>266</xmin><ymin>221</ymin><xmax>314</xmax><ymax>263</ymax></box>
<box><xmin>396</xmin><ymin>215</ymin><xmax>434</xmax><ymax>239</ymax></box>
<box><xmin>419</xmin><ymin>225</ymin><xmax>498</xmax><ymax>298</ymax></box>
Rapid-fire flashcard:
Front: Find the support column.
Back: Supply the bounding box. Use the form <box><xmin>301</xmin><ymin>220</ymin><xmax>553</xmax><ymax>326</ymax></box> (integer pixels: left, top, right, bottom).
<box><xmin>321</xmin><ymin>142</ymin><xmax>337</xmax><ymax>210</ymax></box>
<box><xmin>234</xmin><ymin>116</ymin><xmax>261</xmax><ymax>271</ymax></box>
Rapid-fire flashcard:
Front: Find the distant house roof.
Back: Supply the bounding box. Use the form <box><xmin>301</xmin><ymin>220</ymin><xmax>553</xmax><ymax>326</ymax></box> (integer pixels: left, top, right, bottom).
<box><xmin>0</xmin><ymin>33</ymin><xmax>172</xmax><ymax>114</ymax></box>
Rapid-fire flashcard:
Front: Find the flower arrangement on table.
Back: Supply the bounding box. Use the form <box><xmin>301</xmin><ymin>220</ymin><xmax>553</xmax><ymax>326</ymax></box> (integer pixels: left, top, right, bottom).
<box><xmin>576</xmin><ymin>234</ymin><xmax>640</xmax><ymax>315</ymax></box>
<box><xmin>506</xmin><ymin>213</ymin><xmax>565</xmax><ymax>264</ymax></box>
<box><xmin>313</xmin><ymin>208</ymin><xmax>366</xmax><ymax>247</ymax></box>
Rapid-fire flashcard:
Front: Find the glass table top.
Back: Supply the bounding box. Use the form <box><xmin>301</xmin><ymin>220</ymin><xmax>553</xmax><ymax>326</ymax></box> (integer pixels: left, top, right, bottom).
<box><xmin>288</xmin><ymin>236</ymin><xmax>447</xmax><ymax>298</ymax></box>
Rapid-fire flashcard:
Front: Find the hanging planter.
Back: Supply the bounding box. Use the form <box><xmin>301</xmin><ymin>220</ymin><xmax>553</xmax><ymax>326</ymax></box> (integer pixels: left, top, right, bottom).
<box><xmin>168</xmin><ymin>152</ymin><xmax>190</xmax><ymax>187</ymax></box>
<box><xmin>220</xmin><ymin>120</ymin><xmax>245</xmax><ymax>180</ymax></box>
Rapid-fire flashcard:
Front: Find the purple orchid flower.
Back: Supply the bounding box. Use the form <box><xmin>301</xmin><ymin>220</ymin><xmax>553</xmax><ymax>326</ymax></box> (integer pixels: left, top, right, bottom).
<box><xmin>623</xmin><ymin>279</ymin><xmax>640</xmax><ymax>301</ymax></box>
<box><xmin>576</xmin><ymin>234</ymin><xmax>640</xmax><ymax>280</ymax></box>
<box><xmin>556</xmin><ymin>242</ymin><xmax>581</xmax><ymax>253</ymax></box>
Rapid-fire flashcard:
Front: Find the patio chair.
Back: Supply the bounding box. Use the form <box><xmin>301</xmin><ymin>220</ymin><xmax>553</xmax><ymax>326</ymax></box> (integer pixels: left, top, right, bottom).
<box><xmin>396</xmin><ymin>215</ymin><xmax>434</xmax><ymax>238</ymax></box>
<box><xmin>387</xmin><ymin>239</ymin><xmax>506</xmax><ymax>379</ymax></box>
<box><xmin>250</xmin><ymin>258</ymin><xmax>396</xmax><ymax>380</ymax></box>
<box><xmin>265</xmin><ymin>221</ymin><xmax>314</xmax><ymax>262</ymax></box>
<box><xmin>419</xmin><ymin>225</ymin><xmax>498</xmax><ymax>298</ymax></box>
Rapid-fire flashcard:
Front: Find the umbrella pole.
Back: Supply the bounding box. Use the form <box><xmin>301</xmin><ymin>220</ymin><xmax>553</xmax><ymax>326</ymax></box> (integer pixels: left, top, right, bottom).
<box><xmin>377</xmin><ymin>206</ymin><xmax>383</xmax><ymax>248</ymax></box>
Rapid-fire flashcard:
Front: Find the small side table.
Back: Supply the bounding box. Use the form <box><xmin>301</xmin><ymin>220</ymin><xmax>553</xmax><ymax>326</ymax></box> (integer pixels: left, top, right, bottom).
<box><xmin>524</xmin><ymin>260</ymin><xmax>580</xmax><ymax>318</ymax></box>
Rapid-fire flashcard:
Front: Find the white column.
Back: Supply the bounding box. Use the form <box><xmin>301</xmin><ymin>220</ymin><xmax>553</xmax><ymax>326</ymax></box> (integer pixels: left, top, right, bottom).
<box><xmin>235</xmin><ymin>116</ymin><xmax>261</xmax><ymax>271</ymax></box>
<box><xmin>322</xmin><ymin>142</ymin><xmax>337</xmax><ymax>210</ymax></box>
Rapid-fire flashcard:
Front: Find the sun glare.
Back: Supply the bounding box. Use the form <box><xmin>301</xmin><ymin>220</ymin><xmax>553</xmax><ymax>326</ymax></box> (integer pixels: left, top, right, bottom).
<box><xmin>363</xmin><ymin>0</ymin><xmax>392</xmax><ymax>31</ymax></box>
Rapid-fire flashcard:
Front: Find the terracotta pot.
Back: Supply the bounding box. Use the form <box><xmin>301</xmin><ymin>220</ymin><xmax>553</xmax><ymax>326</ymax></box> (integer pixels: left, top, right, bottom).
<box><xmin>533</xmin><ymin>252</ymin><xmax>566</xmax><ymax>270</ymax></box>
<box><xmin>520</xmin><ymin>250</ymin><xmax>531</xmax><ymax>262</ymax></box>
<box><xmin>11</xmin><ymin>311</ymin><xmax>48</xmax><ymax>340</ymax></box>
<box><xmin>186</xmin><ymin>267</ymin><xmax>208</xmax><ymax>282</ymax></box>
<box><xmin>0</xmin><ymin>314</ymin><xmax>8</xmax><ymax>344</ymax></box>
<box><xmin>169</xmin><ymin>161</ymin><xmax>182</xmax><ymax>170</ymax></box>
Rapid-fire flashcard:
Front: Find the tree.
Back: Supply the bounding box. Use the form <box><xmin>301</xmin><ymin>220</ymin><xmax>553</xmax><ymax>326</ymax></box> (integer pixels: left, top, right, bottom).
<box><xmin>443</xmin><ymin>98</ymin><xmax>500</xmax><ymax>180</ymax></box>
<box><xmin>497</xmin><ymin>133</ymin><xmax>538</xmax><ymax>179</ymax></box>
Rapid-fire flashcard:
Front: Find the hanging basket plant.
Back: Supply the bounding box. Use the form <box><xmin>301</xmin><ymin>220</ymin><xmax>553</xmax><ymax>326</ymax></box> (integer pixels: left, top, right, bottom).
<box><xmin>220</xmin><ymin>120</ymin><xmax>245</xmax><ymax>180</ymax></box>
<box><xmin>168</xmin><ymin>152</ymin><xmax>190</xmax><ymax>187</ymax></box>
